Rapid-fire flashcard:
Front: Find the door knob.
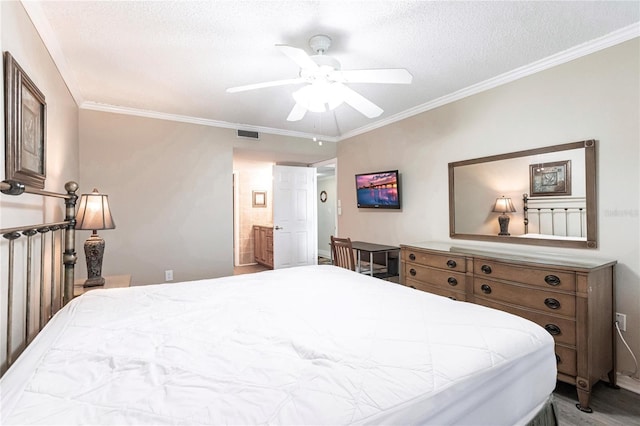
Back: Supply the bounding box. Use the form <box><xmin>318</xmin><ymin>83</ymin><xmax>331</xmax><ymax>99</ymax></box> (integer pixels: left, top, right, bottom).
<box><xmin>274</xmin><ymin>226</ymin><xmax>283</xmax><ymax>230</ymax></box>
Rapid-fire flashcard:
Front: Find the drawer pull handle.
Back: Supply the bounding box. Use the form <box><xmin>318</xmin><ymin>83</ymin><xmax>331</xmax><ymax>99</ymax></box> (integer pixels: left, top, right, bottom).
<box><xmin>544</xmin><ymin>298</ymin><xmax>561</xmax><ymax>310</ymax></box>
<box><xmin>409</xmin><ymin>285</ymin><xmax>417</xmax><ymax>289</ymax></box>
<box><xmin>409</xmin><ymin>253</ymin><xmax>416</xmax><ymax>261</ymax></box>
<box><xmin>446</xmin><ymin>259</ymin><xmax>457</xmax><ymax>268</ymax></box>
<box><xmin>448</xmin><ymin>296</ymin><xmax>457</xmax><ymax>301</ymax></box>
<box><xmin>481</xmin><ymin>264</ymin><xmax>492</xmax><ymax>274</ymax></box>
<box><xmin>447</xmin><ymin>277</ymin><xmax>458</xmax><ymax>286</ymax></box>
<box><xmin>556</xmin><ymin>354</ymin><xmax>562</xmax><ymax>364</ymax></box>
<box><xmin>544</xmin><ymin>324</ymin><xmax>561</xmax><ymax>335</ymax></box>
<box><xmin>480</xmin><ymin>284</ymin><xmax>492</xmax><ymax>294</ymax></box>
<box><xmin>409</xmin><ymin>268</ymin><xmax>417</xmax><ymax>276</ymax></box>
<box><xmin>545</xmin><ymin>275</ymin><xmax>561</xmax><ymax>286</ymax></box>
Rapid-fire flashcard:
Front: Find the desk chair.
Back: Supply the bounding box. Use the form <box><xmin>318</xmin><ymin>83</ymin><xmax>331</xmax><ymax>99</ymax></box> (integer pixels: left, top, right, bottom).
<box><xmin>330</xmin><ymin>236</ymin><xmax>356</xmax><ymax>271</ymax></box>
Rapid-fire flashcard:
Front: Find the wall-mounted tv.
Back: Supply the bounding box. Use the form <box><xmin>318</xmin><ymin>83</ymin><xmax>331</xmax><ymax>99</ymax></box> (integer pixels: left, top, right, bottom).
<box><xmin>355</xmin><ymin>170</ymin><xmax>401</xmax><ymax>209</ymax></box>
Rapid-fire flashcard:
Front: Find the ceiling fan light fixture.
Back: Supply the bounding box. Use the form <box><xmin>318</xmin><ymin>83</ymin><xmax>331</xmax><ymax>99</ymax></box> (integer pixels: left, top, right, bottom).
<box><xmin>227</xmin><ymin>33</ymin><xmax>411</xmax><ymax>121</ymax></box>
<box><xmin>292</xmin><ymin>82</ymin><xmax>344</xmax><ymax>113</ymax></box>
<box><xmin>311</xmin><ymin>55</ymin><xmax>341</xmax><ymax>72</ymax></box>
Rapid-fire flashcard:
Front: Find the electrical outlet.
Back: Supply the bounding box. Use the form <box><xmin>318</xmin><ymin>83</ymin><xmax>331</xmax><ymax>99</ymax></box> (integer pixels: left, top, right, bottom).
<box><xmin>165</xmin><ymin>270</ymin><xmax>174</xmax><ymax>282</ymax></box>
<box><xmin>616</xmin><ymin>312</ymin><xmax>627</xmax><ymax>332</ymax></box>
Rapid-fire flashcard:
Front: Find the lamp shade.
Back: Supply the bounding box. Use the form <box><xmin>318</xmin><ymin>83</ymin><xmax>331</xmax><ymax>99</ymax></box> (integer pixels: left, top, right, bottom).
<box><xmin>76</xmin><ymin>189</ymin><xmax>116</xmax><ymax>231</ymax></box>
<box><xmin>492</xmin><ymin>196</ymin><xmax>516</xmax><ymax>214</ymax></box>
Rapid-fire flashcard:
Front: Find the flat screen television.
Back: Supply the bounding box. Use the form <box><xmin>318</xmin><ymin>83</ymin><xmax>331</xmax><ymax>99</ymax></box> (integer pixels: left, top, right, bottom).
<box><xmin>355</xmin><ymin>170</ymin><xmax>401</xmax><ymax>209</ymax></box>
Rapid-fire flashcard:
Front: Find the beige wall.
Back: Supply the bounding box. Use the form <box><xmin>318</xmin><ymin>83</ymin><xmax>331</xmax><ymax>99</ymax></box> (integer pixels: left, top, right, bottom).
<box><xmin>337</xmin><ymin>39</ymin><xmax>640</xmax><ymax>377</ymax></box>
<box><xmin>1</xmin><ymin>1</ymin><xmax>79</xmax><ymax>366</ymax></box>
<box><xmin>79</xmin><ymin>110</ymin><xmax>335</xmax><ymax>285</ymax></box>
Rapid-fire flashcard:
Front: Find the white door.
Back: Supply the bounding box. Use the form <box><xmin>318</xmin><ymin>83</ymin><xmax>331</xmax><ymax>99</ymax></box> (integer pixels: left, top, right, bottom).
<box><xmin>273</xmin><ymin>165</ymin><xmax>317</xmax><ymax>269</ymax></box>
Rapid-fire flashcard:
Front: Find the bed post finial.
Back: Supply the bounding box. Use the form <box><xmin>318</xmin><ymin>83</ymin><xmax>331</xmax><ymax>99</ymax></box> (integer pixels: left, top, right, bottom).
<box><xmin>0</xmin><ymin>180</ymin><xmax>26</xmax><ymax>196</ymax></box>
<box><xmin>63</xmin><ymin>181</ymin><xmax>79</xmax><ymax>305</ymax></box>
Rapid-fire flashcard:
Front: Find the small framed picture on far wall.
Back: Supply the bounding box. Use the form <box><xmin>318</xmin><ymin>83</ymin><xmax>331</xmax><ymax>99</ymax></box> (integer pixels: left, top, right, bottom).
<box><xmin>252</xmin><ymin>190</ymin><xmax>267</xmax><ymax>207</ymax></box>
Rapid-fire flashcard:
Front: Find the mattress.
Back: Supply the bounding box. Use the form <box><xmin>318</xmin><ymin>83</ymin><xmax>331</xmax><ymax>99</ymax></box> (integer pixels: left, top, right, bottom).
<box><xmin>1</xmin><ymin>265</ymin><xmax>556</xmax><ymax>425</ymax></box>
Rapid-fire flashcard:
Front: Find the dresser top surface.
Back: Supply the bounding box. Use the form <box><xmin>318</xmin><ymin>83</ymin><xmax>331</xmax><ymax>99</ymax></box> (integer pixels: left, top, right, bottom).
<box><xmin>400</xmin><ymin>241</ymin><xmax>616</xmax><ymax>270</ymax></box>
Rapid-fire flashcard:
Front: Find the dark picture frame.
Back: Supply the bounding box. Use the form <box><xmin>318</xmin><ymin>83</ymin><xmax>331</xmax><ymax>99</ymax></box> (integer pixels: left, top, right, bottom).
<box><xmin>4</xmin><ymin>52</ymin><xmax>47</xmax><ymax>189</ymax></box>
<box><xmin>252</xmin><ymin>190</ymin><xmax>267</xmax><ymax>208</ymax></box>
<box><xmin>529</xmin><ymin>160</ymin><xmax>571</xmax><ymax>196</ymax></box>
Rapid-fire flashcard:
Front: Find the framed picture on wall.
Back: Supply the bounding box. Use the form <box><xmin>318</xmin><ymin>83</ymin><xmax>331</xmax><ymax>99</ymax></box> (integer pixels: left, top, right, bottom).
<box><xmin>4</xmin><ymin>52</ymin><xmax>47</xmax><ymax>189</ymax></box>
<box><xmin>529</xmin><ymin>160</ymin><xmax>571</xmax><ymax>196</ymax></box>
<box><xmin>252</xmin><ymin>190</ymin><xmax>267</xmax><ymax>207</ymax></box>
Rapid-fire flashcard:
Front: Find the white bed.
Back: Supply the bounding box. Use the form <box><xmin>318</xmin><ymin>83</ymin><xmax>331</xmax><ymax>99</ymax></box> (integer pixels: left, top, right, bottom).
<box><xmin>518</xmin><ymin>233</ymin><xmax>586</xmax><ymax>241</ymax></box>
<box><xmin>1</xmin><ymin>265</ymin><xmax>556</xmax><ymax>425</ymax></box>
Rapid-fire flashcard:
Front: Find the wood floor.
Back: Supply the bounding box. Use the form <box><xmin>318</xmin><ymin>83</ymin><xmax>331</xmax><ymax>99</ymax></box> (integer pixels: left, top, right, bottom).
<box><xmin>233</xmin><ymin>264</ymin><xmax>640</xmax><ymax>424</ymax></box>
<box><xmin>554</xmin><ymin>380</ymin><xmax>640</xmax><ymax>426</ymax></box>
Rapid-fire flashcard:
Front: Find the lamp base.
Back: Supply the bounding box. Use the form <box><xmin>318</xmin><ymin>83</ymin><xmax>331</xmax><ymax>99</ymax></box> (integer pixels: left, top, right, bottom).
<box><xmin>83</xmin><ymin>233</ymin><xmax>106</xmax><ymax>288</ymax></box>
<box><xmin>497</xmin><ymin>214</ymin><xmax>511</xmax><ymax>236</ymax></box>
<box><xmin>83</xmin><ymin>276</ymin><xmax>106</xmax><ymax>287</ymax></box>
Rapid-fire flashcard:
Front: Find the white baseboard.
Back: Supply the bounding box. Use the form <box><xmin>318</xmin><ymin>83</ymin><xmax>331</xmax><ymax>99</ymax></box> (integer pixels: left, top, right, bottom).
<box><xmin>318</xmin><ymin>249</ymin><xmax>331</xmax><ymax>259</ymax></box>
<box><xmin>617</xmin><ymin>373</ymin><xmax>640</xmax><ymax>395</ymax></box>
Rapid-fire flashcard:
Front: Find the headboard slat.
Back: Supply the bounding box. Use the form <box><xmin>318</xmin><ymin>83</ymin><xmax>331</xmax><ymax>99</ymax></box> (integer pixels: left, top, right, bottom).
<box><xmin>3</xmin><ymin>232</ymin><xmax>21</xmax><ymax>369</ymax></box>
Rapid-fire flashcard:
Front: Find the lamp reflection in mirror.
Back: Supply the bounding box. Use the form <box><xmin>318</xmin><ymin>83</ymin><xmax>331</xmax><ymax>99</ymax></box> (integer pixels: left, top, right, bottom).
<box><xmin>492</xmin><ymin>196</ymin><xmax>516</xmax><ymax>236</ymax></box>
<box><xmin>76</xmin><ymin>188</ymin><xmax>116</xmax><ymax>287</ymax></box>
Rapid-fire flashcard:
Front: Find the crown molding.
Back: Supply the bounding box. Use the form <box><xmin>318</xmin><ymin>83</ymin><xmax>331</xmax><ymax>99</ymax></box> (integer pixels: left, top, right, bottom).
<box><xmin>338</xmin><ymin>23</ymin><xmax>640</xmax><ymax>141</ymax></box>
<box><xmin>81</xmin><ymin>102</ymin><xmax>339</xmax><ymax>142</ymax></box>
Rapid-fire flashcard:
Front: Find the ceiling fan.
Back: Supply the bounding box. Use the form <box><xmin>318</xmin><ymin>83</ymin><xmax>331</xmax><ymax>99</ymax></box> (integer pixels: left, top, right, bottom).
<box><xmin>226</xmin><ymin>34</ymin><xmax>413</xmax><ymax>121</ymax></box>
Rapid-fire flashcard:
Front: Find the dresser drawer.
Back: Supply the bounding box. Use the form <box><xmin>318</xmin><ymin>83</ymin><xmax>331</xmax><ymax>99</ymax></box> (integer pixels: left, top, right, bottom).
<box><xmin>473</xmin><ymin>278</ymin><xmax>576</xmax><ymax>317</ymax></box>
<box><xmin>555</xmin><ymin>345</ymin><xmax>577</xmax><ymax>377</ymax></box>
<box><xmin>405</xmin><ymin>278</ymin><xmax>465</xmax><ymax>301</ymax></box>
<box><xmin>404</xmin><ymin>263</ymin><xmax>466</xmax><ymax>289</ymax></box>
<box><xmin>402</xmin><ymin>250</ymin><xmax>466</xmax><ymax>272</ymax></box>
<box><xmin>473</xmin><ymin>259</ymin><xmax>576</xmax><ymax>292</ymax></box>
<box><xmin>475</xmin><ymin>298</ymin><xmax>576</xmax><ymax>346</ymax></box>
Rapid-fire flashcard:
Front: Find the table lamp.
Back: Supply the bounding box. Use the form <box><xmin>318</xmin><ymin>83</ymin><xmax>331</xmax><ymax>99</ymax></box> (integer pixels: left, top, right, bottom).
<box><xmin>492</xmin><ymin>196</ymin><xmax>516</xmax><ymax>236</ymax></box>
<box><xmin>76</xmin><ymin>188</ymin><xmax>116</xmax><ymax>287</ymax></box>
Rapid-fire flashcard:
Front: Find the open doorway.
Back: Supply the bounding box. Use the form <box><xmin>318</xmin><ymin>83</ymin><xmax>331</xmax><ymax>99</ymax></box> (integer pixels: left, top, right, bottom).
<box><xmin>232</xmin><ymin>149</ymin><xmax>336</xmax><ymax>273</ymax></box>
<box><xmin>313</xmin><ymin>158</ymin><xmax>337</xmax><ymax>262</ymax></box>
<box><xmin>232</xmin><ymin>159</ymin><xmax>274</xmax><ymax>271</ymax></box>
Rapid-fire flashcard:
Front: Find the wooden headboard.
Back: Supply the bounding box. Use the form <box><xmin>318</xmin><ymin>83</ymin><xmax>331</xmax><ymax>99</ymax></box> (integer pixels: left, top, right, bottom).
<box><xmin>0</xmin><ymin>180</ymin><xmax>78</xmax><ymax>375</ymax></box>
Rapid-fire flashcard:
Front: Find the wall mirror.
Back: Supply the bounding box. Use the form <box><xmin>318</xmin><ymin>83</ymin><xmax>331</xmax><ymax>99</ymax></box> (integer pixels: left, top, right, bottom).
<box><xmin>448</xmin><ymin>140</ymin><xmax>597</xmax><ymax>248</ymax></box>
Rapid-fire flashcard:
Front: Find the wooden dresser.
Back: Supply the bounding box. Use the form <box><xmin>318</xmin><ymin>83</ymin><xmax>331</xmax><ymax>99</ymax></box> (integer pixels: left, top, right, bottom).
<box><xmin>400</xmin><ymin>242</ymin><xmax>616</xmax><ymax>413</ymax></box>
<box><xmin>253</xmin><ymin>225</ymin><xmax>274</xmax><ymax>269</ymax></box>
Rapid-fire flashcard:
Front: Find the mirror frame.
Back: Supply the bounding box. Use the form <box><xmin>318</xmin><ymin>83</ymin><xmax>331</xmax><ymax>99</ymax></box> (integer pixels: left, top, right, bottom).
<box><xmin>448</xmin><ymin>139</ymin><xmax>597</xmax><ymax>249</ymax></box>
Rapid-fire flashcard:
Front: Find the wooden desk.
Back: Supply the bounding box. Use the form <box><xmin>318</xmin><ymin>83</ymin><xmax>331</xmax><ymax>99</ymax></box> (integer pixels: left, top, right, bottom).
<box><xmin>74</xmin><ymin>274</ymin><xmax>132</xmax><ymax>297</ymax></box>
<box><xmin>351</xmin><ymin>241</ymin><xmax>399</xmax><ymax>277</ymax></box>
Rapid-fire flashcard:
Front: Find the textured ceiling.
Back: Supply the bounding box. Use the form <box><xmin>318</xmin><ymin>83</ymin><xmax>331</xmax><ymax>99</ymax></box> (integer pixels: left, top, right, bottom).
<box><xmin>25</xmin><ymin>1</ymin><xmax>640</xmax><ymax>141</ymax></box>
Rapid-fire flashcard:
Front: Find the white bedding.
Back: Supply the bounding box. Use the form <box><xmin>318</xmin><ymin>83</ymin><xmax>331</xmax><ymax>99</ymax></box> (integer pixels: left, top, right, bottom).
<box><xmin>1</xmin><ymin>265</ymin><xmax>556</xmax><ymax>425</ymax></box>
<box><xmin>519</xmin><ymin>232</ymin><xmax>586</xmax><ymax>241</ymax></box>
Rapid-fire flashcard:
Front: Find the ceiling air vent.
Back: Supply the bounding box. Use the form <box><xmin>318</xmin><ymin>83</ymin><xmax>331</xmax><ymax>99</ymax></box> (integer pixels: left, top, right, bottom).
<box><xmin>237</xmin><ymin>129</ymin><xmax>260</xmax><ymax>140</ymax></box>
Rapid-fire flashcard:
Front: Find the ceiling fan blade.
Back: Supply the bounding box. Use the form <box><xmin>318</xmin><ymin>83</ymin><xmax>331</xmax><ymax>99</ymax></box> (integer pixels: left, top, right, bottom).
<box><xmin>335</xmin><ymin>83</ymin><xmax>383</xmax><ymax>118</ymax></box>
<box><xmin>333</xmin><ymin>69</ymin><xmax>413</xmax><ymax>84</ymax></box>
<box><xmin>287</xmin><ymin>103</ymin><xmax>307</xmax><ymax>121</ymax></box>
<box><xmin>276</xmin><ymin>45</ymin><xmax>318</xmax><ymax>70</ymax></box>
<box><xmin>226</xmin><ymin>78</ymin><xmax>304</xmax><ymax>93</ymax></box>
